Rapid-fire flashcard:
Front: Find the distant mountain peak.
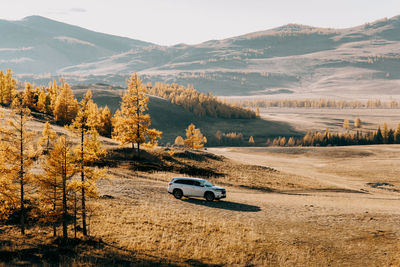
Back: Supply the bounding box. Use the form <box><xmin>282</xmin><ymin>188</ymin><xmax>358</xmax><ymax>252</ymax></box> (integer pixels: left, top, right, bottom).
<box><xmin>273</xmin><ymin>23</ymin><xmax>321</xmax><ymax>32</ymax></box>
<box><xmin>22</xmin><ymin>15</ymin><xmax>54</xmax><ymax>22</ymax></box>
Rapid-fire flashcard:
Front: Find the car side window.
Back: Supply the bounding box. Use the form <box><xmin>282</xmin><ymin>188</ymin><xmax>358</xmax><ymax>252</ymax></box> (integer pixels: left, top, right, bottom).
<box><xmin>175</xmin><ymin>179</ymin><xmax>194</xmax><ymax>185</ymax></box>
<box><xmin>192</xmin><ymin>181</ymin><xmax>201</xmax><ymax>187</ymax></box>
<box><xmin>185</xmin><ymin>180</ymin><xmax>194</xmax><ymax>185</ymax></box>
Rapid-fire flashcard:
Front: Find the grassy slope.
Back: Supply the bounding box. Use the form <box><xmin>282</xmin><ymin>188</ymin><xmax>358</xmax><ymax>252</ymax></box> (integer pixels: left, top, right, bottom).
<box><xmin>73</xmin><ymin>87</ymin><xmax>301</xmax><ymax>145</ymax></box>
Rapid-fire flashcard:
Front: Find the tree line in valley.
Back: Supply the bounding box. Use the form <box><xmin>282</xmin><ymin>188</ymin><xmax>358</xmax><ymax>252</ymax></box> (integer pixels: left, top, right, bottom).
<box><xmin>0</xmin><ymin>70</ymin><xmax>207</xmax><ymax>241</ymax></box>
<box><xmin>231</xmin><ymin>98</ymin><xmax>400</xmax><ymax>109</ymax></box>
<box><xmin>268</xmin><ymin>122</ymin><xmax>400</xmax><ymax>147</ymax></box>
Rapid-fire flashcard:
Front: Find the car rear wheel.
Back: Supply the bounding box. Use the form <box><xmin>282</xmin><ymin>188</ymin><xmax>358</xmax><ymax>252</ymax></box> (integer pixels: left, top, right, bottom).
<box><xmin>205</xmin><ymin>192</ymin><xmax>215</xmax><ymax>202</ymax></box>
<box><xmin>173</xmin><ymin>189</ymin><xmax>183</xmax><ymax>199</ymax></box>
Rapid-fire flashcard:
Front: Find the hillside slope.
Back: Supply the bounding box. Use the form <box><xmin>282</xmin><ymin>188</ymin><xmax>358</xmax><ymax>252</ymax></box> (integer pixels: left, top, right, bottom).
<box><xmin>2</xmin><ymin>15</ymin><xmax>400</xmax><ymax>97</ymax></box>
<box><xmin>73</xmin><ymin>85</ymin><xmax>299</xmax><ymax>144</ymax></box>
<box><xmin>61</xmin><ymin>16</ymin><xmax>400</xmax><ymax>97</ymax></box>
<box><xmin>0</xmin><ymin>16</ymin><xmax>154</xmax><ymax>74</ymax></box>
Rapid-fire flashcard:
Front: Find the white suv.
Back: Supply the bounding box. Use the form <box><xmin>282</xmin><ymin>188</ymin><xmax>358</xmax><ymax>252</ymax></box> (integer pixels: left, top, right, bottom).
<box><xmin>168</xmin><ymin>177</ymin><xmax>226</xmax><ymax>201</ymax></box>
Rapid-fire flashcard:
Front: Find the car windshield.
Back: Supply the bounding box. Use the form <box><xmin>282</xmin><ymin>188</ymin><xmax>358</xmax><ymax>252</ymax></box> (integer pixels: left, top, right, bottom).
<box><xmin>202</xmin><ymin>181</ymin><xmax>214</xmax><ymax>187</ymax></box>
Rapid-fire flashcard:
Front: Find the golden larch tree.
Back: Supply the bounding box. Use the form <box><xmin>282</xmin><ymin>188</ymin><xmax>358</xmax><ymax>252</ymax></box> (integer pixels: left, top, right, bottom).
<box><xmin>39</xmin><ymin>121</ymin><xmax>57</xmax><ymax>154</ymax></box>
<box><xmin>0</xmin><ymin>110</ymin><xmax>18</xmax><ymax>221</ymax></box>
<box><xmin>112</xmin><ymin>73</ymin><xmax>162</xmax><ymax>156</ymax></box>
<box><xmin>382</xmin><ymin>122</ymin><xmax>389</xmax><ymax>143</ymax></box>
<box><xmin>47</xmin><ymin>80</ymin><xmax>61</xmax><ymax>113</ymax></box>
<box><xmin>343</xmin><ymin>119</ymin><xmax>350</xmax><ymax>130</ymax></box>
<box><xmin>43</xmin><ymin>136</ymin><xmax>77</xmax><ymax>240</ymax></box>
<box><xmin>36</xmin><ymin>140</ymin><xmax>66</xmax><ymax>237</ymax></box>
<box><xmin>36</xmin><ymin>88</ymin><xmax>48</xmax><ymax>113</ymax></box>
<box><xmin>5</xmin><ymin>98</ymin><xmax>39</xmax><ymax>234</ymax></box>
<box><xmin>279</xmin><ymin>137</ymin><xmax>287</xmax><ymax>146</ymax></box>
<box><xmin>0</xmin><ymin>69</ymin><xmax>17</xmax><ymax>106</ymax></box>
<box><xmin>53</xmin><ymin>82</ymin><xmax>79</xmax><ymax>125</ymax></box>
<box><xmin>174</xmin><ymin>136</ymin><xmax>184</xmax><ymax>146</ymax></box>
<box><xmin>69</xmin><ymin>90</ymin><xmax>105</xmax><ymax>236</ymax></box>
<box><xmin>248</xmin><ymin>136</ymin><xmax>255</xmax><ymax>144</ymax></box>
<box><xmin>184</xmin><ymin>123</ymin><xmax>206</xmax><ymax>150</ymax></box>
<box><xmin>287</xmin><ymin>137</ymin><xmax>295</xmax><ymax>146</ymax></box>
<box><xmin>98</xmin><ymin>105</ymin><xmax>112</xmax><ymax>137</ymax></box>
<box><xmin>22</xmin><ymin>82</ymin><xmax>35</xmax><ymax>109</ymax></box>
<box><xmin>354</xmin><ymin>117</ymin><xmax>362</xmax><ymax>128</ymax></box>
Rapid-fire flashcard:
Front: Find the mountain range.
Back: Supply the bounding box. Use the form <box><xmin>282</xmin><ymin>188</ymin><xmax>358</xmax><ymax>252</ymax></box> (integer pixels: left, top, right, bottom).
<box><xmin>1</xmin><ymin>15</ymin><xmax>400</xmax><ymax>97</ymax></box>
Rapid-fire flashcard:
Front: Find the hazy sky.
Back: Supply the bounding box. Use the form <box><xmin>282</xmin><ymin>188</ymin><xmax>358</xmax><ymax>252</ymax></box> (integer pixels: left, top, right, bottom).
<box><xmin>1</xmin><ymin>0</ymin><xmax>400</xmax><ymax>45</ymax></box>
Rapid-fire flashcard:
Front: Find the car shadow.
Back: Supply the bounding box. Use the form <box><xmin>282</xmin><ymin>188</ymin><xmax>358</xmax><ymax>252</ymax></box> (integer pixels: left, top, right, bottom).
<box><xmin>182</xmin><ymin>198</ymin><xmax>261</xmax><ymax>212</ymax></box>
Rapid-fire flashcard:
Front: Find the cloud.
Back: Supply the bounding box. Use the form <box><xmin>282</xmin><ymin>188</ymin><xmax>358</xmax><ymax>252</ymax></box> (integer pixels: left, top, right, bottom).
<box><xmin>69</xmin><ymin>7</ymin><xmax>87</xmax><ymax>13</ymax></box>
<box><xmin>0</xmin><ymin>47</ymin><xmax>33</xmax><ymax>52</ymax></box>
<box><xmin>0</xmin><ymin>57</ymin><xmax>33</xmax><ymax>63</ymax></box>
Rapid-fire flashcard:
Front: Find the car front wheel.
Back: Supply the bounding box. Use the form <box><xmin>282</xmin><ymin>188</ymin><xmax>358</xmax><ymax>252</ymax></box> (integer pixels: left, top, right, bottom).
<box><xmin>205</xmin><ymin>192</ymin><xmax>215</xmax><ymax>202</ymax></box>
<box><xmin>173</xmin><ymin>189</ymin><xmax>183</xmax><ymax>199</ymax></box>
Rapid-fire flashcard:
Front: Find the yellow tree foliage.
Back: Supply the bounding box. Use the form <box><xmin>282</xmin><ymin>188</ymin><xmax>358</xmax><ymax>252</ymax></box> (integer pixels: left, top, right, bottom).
<box><xmin>343</xmin><ymin>119</ymin><xmax>350</xmax><ymax>130</ymax></box>
<box><xmin>53</xmin><ymin>82</ymin><xmax>79</xmax><ymax>124</ymax></box>
<box><xmin>22</xmin><ymin>82</ymin><xmax>35</xmax><ymax>109</ymax></box>
<box><xmin>39</xmin><ymin>122</ymin><xmax>57</xmax><ymax>154</ymax></box>
<box><xmin>248</xmin><ymin>136</ymin><xmax>255</xmax><ymax>144</ymax></box>
<box><xmin>71</xmin><ymin>129</ymin><xmax>105</xmax><ymax>236</ymax></box>
<box><xmin>69</xmin><ymin>90</ymin><xmax>105</xmax><ymax>236</ymax></box>
<box><xmin>287</xmin><ymin>137</ymin><xmax>295</xmax><ymax>146</ymax></box>
<box><xmin>112</xmin><ymin>73</ymin><xmax>162</xmax><ymax>156</ymax></box>
<box><xmin>47</xmin><ymin>80</ymin><xmax>61</xmax><ymax>113</ymax></box>
<box><xmin>36</xmin><ymin>88</ymin><xmax>48</xmax><ymax>113</ymax></box>
<box><xmin>279</xmin><ymin>137</ymin><xmax>287</xmax><ymax>146</ymax></box>
<box><xmin>174</xmin><ymin>136</ymin><xmax>184</xmax><ymax>146</ymax></box>
<box><xmin>36</xmin><ymin>153</ymin><xmax>64</xmax><ymax>237</ymax></box>
<box><xmin>148</xmin><ymin>82</ymin><xmax>256</xmax><ymax>119</ymax></box>
<box><xmin>354</xmin><ymin>117</ymin><xmax>362</xmax><ymax>128</ymax></box>
<box><xmin>0</xmin><ymin>111</ymin><xmax>18</xmax><ymax>221</ymax></box>
<box><xmin>41</xmin><ymin>136</ymin><xmax>77</xmax><ymax>240</ymax></box>
<box><xmin>184</xmin><ymin>123</ymin><xmax>206</xmax><ymax>150</ymax></box>
<box><xmin>0</xmin><ymin>70</ymin><xmax>3</xmax><ymax>104</ymax></box>
<box><xmin>0</xmin><ymin>69</ymin><xmax>17</xmax><ymax>106</ymax></box>
<box><xmin>382</xmin><ymin>122</ymin><xmax>389</xmax><ymax>143</ymax></box>
<box><xmin>98</xmin><ymin>105</ymin><xmax>112</xmax><ymax>137</ymax></box>
<box><xmin>5</xmin><ymin>98</ymin><xmax>39</xmax><ymax>234</ymax></box>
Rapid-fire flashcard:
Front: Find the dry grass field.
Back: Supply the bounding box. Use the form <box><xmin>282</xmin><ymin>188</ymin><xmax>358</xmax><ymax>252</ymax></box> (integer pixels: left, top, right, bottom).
<box><xmin>1</xmin><ymin>108</ymin><xmax>400</xmax><ymax>266</ymax></box>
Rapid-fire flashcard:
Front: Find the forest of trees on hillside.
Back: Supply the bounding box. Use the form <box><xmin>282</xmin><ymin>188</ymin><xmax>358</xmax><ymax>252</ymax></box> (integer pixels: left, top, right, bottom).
<box><xmin>0</xmin><ymin>70</ymin><xmax>165</xmax><ymax>239</ymax></box>
<box><xmin>0</xmin><ymin>78</ymin><xmax>106</xmax><ymax>239</ymax></box>
<box><xmin>233</xmin><ymin>98</ymin><xmax>400</xmax><ymax>109</ymax></box>
<box><xmin>147</xmin><ymin>82</ymin><xmax>256</xmax><ymax>119</ymax></box>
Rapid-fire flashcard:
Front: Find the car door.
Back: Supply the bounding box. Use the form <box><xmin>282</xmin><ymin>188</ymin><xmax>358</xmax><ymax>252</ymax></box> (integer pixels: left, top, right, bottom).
<box><xmin>191</xmin><ymin>180</ymin><xmax>204</xmax><ymax>197</ymax></box>
<box><xmin>181</xmin><ymin>179</ymin><xmax>194</xmax><ymax>196</ymax></box>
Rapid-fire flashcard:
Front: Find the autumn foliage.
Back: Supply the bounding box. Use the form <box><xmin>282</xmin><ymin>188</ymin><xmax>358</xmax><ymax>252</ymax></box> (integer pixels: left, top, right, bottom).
<box><xmin>183</xmin><ymin>123</ymin><xmax>207</xmax><ymax>150</ymax></box>
<box><xmin>112</xmin><ymin>74</ymin><xmax>162</xmax><ymax>156</ymax></box>
<box><xmin>148</xmin><ymin>82</ymin><xmax>256</xmax><ymax>119</ymax></box>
